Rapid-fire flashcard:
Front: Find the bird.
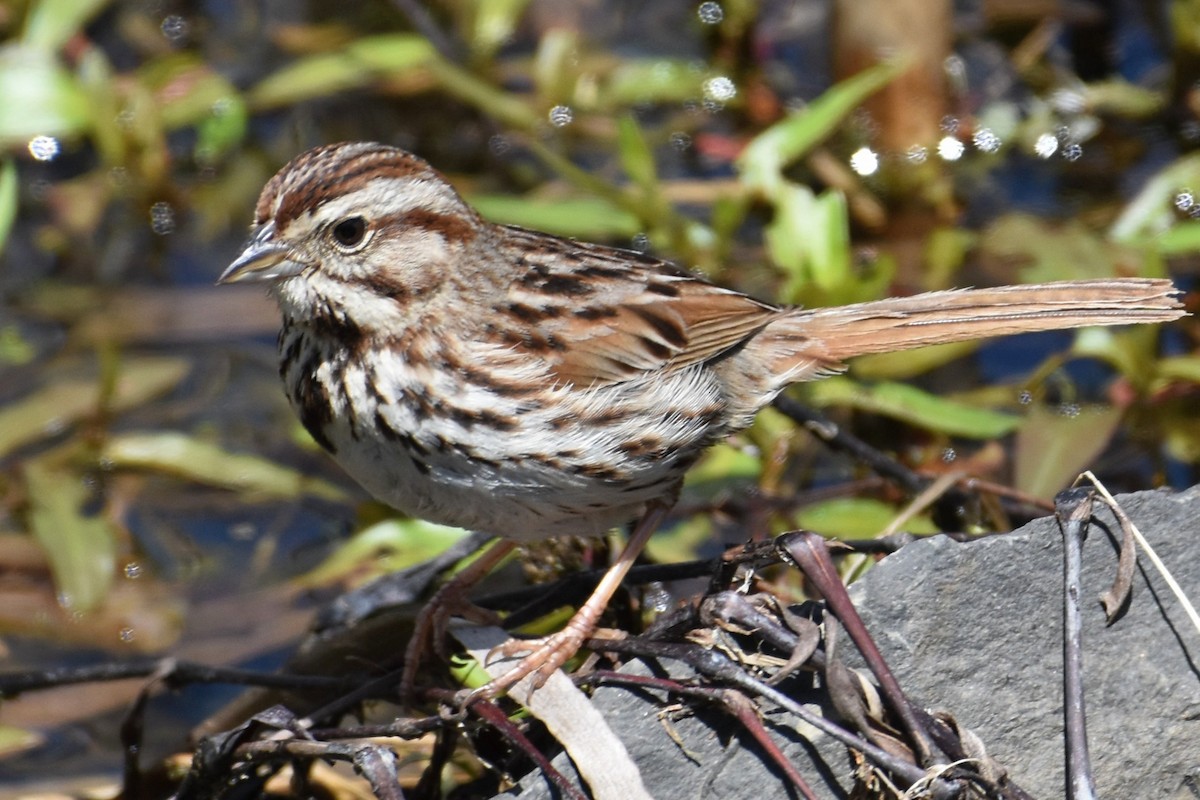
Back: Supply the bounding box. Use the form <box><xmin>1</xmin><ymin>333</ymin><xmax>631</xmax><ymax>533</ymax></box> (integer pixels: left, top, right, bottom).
<box><xmin>218</xmin><ymin>141</ymin><xmax>1184</xmax><ymax>697</ymax></box>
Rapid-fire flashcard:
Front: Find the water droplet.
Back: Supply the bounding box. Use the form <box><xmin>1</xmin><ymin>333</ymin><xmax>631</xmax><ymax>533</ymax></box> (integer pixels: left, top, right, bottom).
<box><xmin>149</xmin><ymin>201</ymin><xmax>175</xmax><ymax>235</ymax></box>
<box><xmin>703</xmin><ymin>76</ymin><xmax>737</xmax><ymax>103</ymax></box>
<box><xmin>669</xmin><ymin>131</ymin><xmax>692</xmax><ymax>151</ymax></box>
<box><xmin>56</xmin><ymin>590</ymin><xmax>74</xmax><ymax>611</ymax></box>
<box><xmin>488</xmin><ymin>134</ymin><xmax>511</xmax><ymax>155</ymax></box>
<box><xmin>942</xmin><ymin>448</ymin><xmax>957</xmax><ymax>463</ymax></box>
<box><xmin>230</xmin><ymin>522</ymin><xmax>256</xmax><ymax>541</ymax></box>
<box><xmin>43</xmin><ymin>416</ymin><xmax>67</xmax><ymax>436</ymax></box>
<box><xmin>1059</xmin><ymin>403</ymin><xmax>1081</xmax><ymax>418</ymax></box>
<box><xmin>939</xmin><ymin>115</ymin><xmax>960</xmax><ymax>134</ymax></box>
<box><xmin>937</xmin><ymin>136</ymin><xmax>965</xmax><ymax>161</ymax></box>
<box><xmin>1034</xmin><ymin>132</ymin><xmax>1058</xmax><ymax>159</ymax></box>
<box><xmin>1061</xmin><ymin>142</ymin><xmax>1083</xmax><ymax>161</ymax></box>
<box><xmin>124</xmin><ymin>562</ymin><xmax>143</xmax><ymax>579</ymax></box>
<box><xmin>1018</xmin><ymin>390</ymin><xmax>1033</xmax><ymax>405</ymax></box>
<box><xmin>119</xmin><ymin>627</ymin><xmax>136</xmax><ymax>643</ymax></box>
<box><xmin>905</xmin><ymin>144</ymin><xmax>928</xmax><ymax>164</ymax></box>
<box><xmin>161</xmin><ymin>14</ymin><xmax>188</xmax><ymax>43</ymax></box>
<box><xmin>697</xmin><ymin>1</ymin><xmax>724</xmax><ymax>24</ymax></box>
<box><xmin>972</xmin><ymin>128</ymin><xmax>1002</xmax><ymax>153</ymax></box>
<box><xmin>849</xmin><ymin>146</ymin><xmax>879</xmax><ymax>176</ymax></box>
<box><xmin>548</xmin><ymin>105</ymin><xmax>574</xmax><ymax>127</ymax></box>
<box><xmin>631</xmin><ymin>233</ymin><xmax>651</xmax><ymax>252</ymax></box>
<box><xmin>1050</xmin><ymin>88</ymin><xmax>1086</xmax><ymax>114</ymax></box>
<box><xmin>1174</xmin><ymin>191</ymin><xmax>1194</xmax><ymax>212</ymax></box>
<box><xmin>27</xmin><ymin>135</ymin><xmax>59</xmax><ymax>161</ymax></box>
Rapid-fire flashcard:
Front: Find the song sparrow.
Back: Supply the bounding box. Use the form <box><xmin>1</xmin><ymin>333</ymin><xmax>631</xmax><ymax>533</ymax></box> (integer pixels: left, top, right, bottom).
<box><xmin>219</xmin><ymin>141</ymin><xmax>1183</xmax><ymax>696</ymax></box>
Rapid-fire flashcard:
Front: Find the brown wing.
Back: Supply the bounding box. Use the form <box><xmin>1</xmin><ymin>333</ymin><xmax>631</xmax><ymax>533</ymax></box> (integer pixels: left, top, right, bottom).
<box><xmin>495</xmin><ymin>227</ymin><xmax>780</xmax><ymax>387</ymax></box>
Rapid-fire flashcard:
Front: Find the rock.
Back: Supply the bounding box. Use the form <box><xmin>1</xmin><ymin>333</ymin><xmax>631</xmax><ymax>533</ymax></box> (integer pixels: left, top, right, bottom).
<box><xmin>497</xmin><ymin>486</ymin><xmax>1200</xmax><ymax>799</ymax></box>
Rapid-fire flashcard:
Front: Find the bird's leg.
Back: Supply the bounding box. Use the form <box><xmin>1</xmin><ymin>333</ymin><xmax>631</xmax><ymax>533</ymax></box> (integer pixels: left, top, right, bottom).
<box><xmin>465</xmin><ymin>502</ymin><xmax>671</xmax><ymax>702</ymax></box>
<box><xmin>401</xmin><ymin>538</ymin><xmax>517</xmax><ymax>697</ymax></box>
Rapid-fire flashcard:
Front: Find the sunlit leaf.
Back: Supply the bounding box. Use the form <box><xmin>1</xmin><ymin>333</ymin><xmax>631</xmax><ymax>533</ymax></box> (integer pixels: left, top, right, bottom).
<box><xmin>0</xmin><ymin>157</ymin><xmax>16</xmax><ymax>254</ymax></box>
<box><xmin>0</xmin><ymin>356</ymin><xmax>189</xmax><ymax>458</ymax></box>
<box><xmin>1082</xmin><ymin>79</ymin><xmax>1167</xmax><ymax>119</ymax></box>
<box><xmin>102</xmin><ymin>432</ymin><xmax>348</xmax><ymax>502</ymax></box>
<box><xmin>850</xmin><ymin>341</ymin><xmax>980</xmax><ymax>381</ymax></box>
<box><xmin>738</xmin><ymin>60</ymin><xmax>904</xmax><ymax>195</ymax></box>
<box><xmin>0</xmin><ymin>44</ymin><xmax>92</xmax><ymax>145</ymax></box>
<box><xmin>606</xmin><ymin>59</ymin><xmax>706</xmax><ymax>106</ymax></box>
<box><xmin>471</xmin><ymin>194</ymin><xmax>640</xmax><ymax>238</ymax></box>
<box><xmin>23</xmin><ymin>460</ymin><xmax>117</xmax><ymax>613</ymax></box>
<box><xmin>1111</xmin><ymin>151</ymin><xmax>1200</xmax><ymax>244</ymax></box>
<box><xmin>683</xmin><ymin>441</ymin><xmax>762</xmax><ymax>487</ymax></box>
<box><xmin>21</xmin><ymin>0</ymin><xmax>112</xmax><ymax>50</ymax></box>
<box><xmin>0</xmin><ymin>725</ymin><xmax>42</xmax><ymax>758</ymax></box>
<box><xmin>299</xmin><ymin>517</ymin><xmax>471</xmax><ymax>587</ymax></box>
<box><xmin>1013</xmin><ymin>404</ymin><xmax>1124</xmax><ymax>500</ymax></box>
<box><xmin>617</xmin><ymin>115</ymin><xmax>658</xmax><ymax>195</ymax></box>
<box><xmin>767</xmin><ymin>183</ymin><xmax>851</xmax><ymax>295</ymax></box>
<box><xmin>795</xmin><ymin>497</ymin><xmax>938</xmax><ymax>539</ymax></box>
<box><xmin>1149</xmin><ymin>220</ymin><xmax>1200</xmax><ymax>255</ymax></box>
<box><xmin>1154</xmin><ymin>355</ymin><xmax>1200</xmax><ymax>384</ymax></box>
<box><xmin>473</xmin><ymin>0</ymin><xmax>534</xmax><ymax>61</ymax></box>
<box><xmin>247</xmin><ymin>34</ymin><xmax>436</xmax><ymax>109</ymax></box>
<box><xmin>533</xmin><ymin>27</ymin><xmax>577</xmax><ymax>105</ymax></box>
<box><xmin>805</xmin><ymin>376</ymin><xmax>1021</xmax><ymax>438</ymax></box>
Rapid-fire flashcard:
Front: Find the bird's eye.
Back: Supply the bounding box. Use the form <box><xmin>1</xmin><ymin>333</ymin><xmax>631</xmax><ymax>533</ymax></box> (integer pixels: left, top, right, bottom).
<box><xmin>331</xmin><ymin>216</ymin><xmax>369</xmax><ymax>249</ymax></box>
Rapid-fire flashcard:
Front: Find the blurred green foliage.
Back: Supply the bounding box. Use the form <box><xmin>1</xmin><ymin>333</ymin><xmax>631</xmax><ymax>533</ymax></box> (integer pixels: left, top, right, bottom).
<box><xmin>0</xmin><ymin>0</ymin><xmax>1196</xmax><ymax>637</ymax></box>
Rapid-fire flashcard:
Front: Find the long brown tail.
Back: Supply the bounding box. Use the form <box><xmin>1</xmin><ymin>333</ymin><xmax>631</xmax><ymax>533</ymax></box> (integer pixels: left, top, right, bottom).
<box><xmin>766</xmin><ymin>278</ymin><xmax>1184</xmax><ymax>378</ymax></box>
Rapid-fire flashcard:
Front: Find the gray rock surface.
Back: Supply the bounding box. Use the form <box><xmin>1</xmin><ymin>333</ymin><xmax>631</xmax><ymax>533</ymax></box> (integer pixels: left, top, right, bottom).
<box><xmin>499</xmin><ymin>487</ymin><xmax>1200</xmax><ymax>799</ymax></box>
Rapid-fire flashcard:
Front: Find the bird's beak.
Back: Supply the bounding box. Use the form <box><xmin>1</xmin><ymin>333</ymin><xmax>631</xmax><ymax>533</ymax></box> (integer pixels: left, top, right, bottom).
<box><xmin>217</xmin><ymin>223</ymin><xmax>307</xmax><ymax>284</ymax></box>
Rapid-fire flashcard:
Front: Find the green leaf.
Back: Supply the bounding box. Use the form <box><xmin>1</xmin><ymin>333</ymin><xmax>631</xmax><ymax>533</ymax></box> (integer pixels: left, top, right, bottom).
<box><xmin>1013</xmin><ymin>404</ymin><xmax>1124</xmax><ymax>500</ymax></box>
<box><xmin>795</xmin><ymin>497</ymin><xmax>938</xmax><ymax>539</ymax></box>
<box><xmin>472</xmin><ymin>0</ymin><xmax>534</xmax><ymax>61</ymax></box>
<box><xmin>738</xmin><ymin>59</ymin><xmax>905</xmax><ymax>195</ymax></box>
<box><xmin>0</xmin><ymin>44</ymin><xmax>92</xmax><ymax>145</ymax></box>
<box><xmin>1155</xmin><ymin>354</ymin><xmax>1200</xmax><ymax>384</ymax></box>
<box><xmin>1111</xmin><ymin>151</ymin><xmax>1200</xmax><ymax>243</ymax></box>
<box><xmin>616</xmin><ymin>115</ymin><xmax>658</xmax><ymax>195</ymax></box>
<box><xmin>767</xmin><ymin>183</ymin><xmax>851</xmax><ymax>295</ymax></box>
<box><xmin>247</xmin><ymin>34</ymin><xmax>436</xmax><ymax>110</ymax></box>
<box><xmin>471</xmin><ymin>194</ymin><xmax>640</xmax><ymax>239</ymax></box>
<box><xmin>804</xmin><ymin>376</ymin><xmax>1022</xmax><ymax>439</ymax></box>
<box><xmin>102</xmin><ymin>432</ymin><xmax>347</xmax><ymax>502</ymax></box>
<box><xmin>299</xmin><ymin>517</ymin><xmax>471</xmax><ymax>587</ymax></box>
<box><xmin>0</xmin><ymin>158</ymin><xmax>16</xmax><ymax>255</ymax></box>
<box><xmin>1148</xmin><ymin>220</ymin><xmax>1200</xmax><ymax>255</ymax></box>
<box><xmin>21</xmin><ymin>0</ymin><xmax>112</xmax><ymax>50</ymax></box>
<box><xmin>0</xmin><ymin>356</ymin><xmax>189</xmax><ymax>458</ymax></box>
<box><xmin>23</xmin><ymin>460</ymin><xmax>117</xmax><ymax>613</ymax></box>
<box><xmin>606</xmin><ymin>59</ymin><xmax>706</xmax><ymax>106</ymax></box>
<box><xmin>850</xmin><ymin>340</ymin><xmax>980</xmax><ymax>381</ymax></box>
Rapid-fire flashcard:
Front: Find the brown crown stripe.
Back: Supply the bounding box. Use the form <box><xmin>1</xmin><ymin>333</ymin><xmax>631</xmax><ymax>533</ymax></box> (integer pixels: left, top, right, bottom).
<box><xmin>275</xmin><ymin>157</ymin><xmax>433</xmax><ymax>225</ymax></box>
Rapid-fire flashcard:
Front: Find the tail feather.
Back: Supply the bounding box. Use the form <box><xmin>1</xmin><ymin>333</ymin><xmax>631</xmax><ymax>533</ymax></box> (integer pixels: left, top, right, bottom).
<box><xmin>765</xmin><ymin>278</ymin><xmax>1184</xmax><ymax>378</ymax></box>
